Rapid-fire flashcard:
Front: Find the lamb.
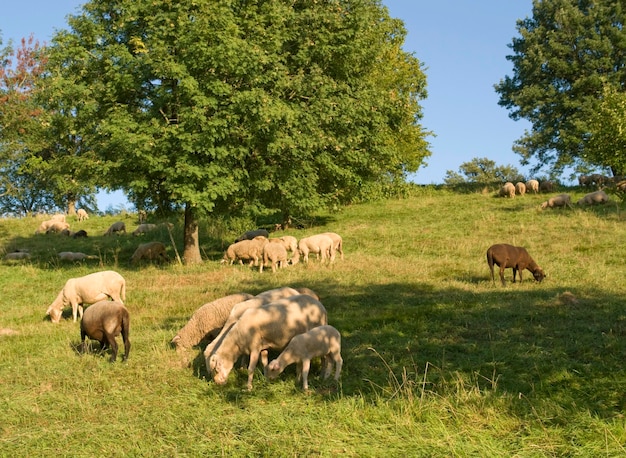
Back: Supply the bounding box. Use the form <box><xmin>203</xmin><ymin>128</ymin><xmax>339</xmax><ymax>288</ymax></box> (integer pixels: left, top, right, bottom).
<box><xmin>203</xmin><ymin>286</ymin><xmax>308</xmax><ymax>359</ymax></box>
<box><xmin>261</xmin><ymin>241</ymin><xmax>288</xmax><ymax>273</ymax></box>
<box><xmin>321</xmin><ymin>232</ymin><xmax>344</xmax><ymax>260</ymax></box>
<box><xmin>486</xmin><ymin>243</ymin><xmax>545</xmax><ymax>286</ymax></box>
<box><xmin>170</xmin><ymin>292</ymin><xmax>254</xmax><ymax>352</ymax></box>
<box><xmin>130</xmin><ymin>241</ymin><xmax>168</xmax><ymax>264</ymax></box>
<box><xmin>208</xmin><ymin>294</ymin><xmax>328</xmax><ymax>390</ymax></box>
<box><xmin>58</xmin><ymin>252</ymin><xmax>98</xmax><ymax>262</ymax></box>
<box><xmin>577</xmin><ymin>190</ymin><xmax>609</xmax><ymax>206</ymax></box>
<box><xmin>132</xmin><ymin>223</ymin><xmax>157</xmax><ymax>236</ymax></box>
<box><xmin>80</xmin><ymin>300</ymin><xmax>130</xmax><ymax>362</ymax></box>
<box><xmin>104</xmin><ymin>221</ymin><xmax>126</xmax><ymax>236</ymax></box>
<box><xmin>76</xmin><ymin>209</ymin><xmax>89</xmax><ymax>221</ymax></box>
<box><xmin>526</xmin><ymin>179</ymin><xmax>539</xmax><ymax>194</ymax></box>
<box><xmin>515</xmin><ymin>182</ymin><xmax>526</xmax><ymax>196</ymax></box>
<box><xmin>540</xmin><ymin>193</ymin><xmax>572</xmax><ymax>209</ymax></box>
<box><xmin>266</xmin><ymin>325</ymin><xmax>343</xmax><ymax>390</ymax></box>
<box><xmin>46</xmin><ymin>270</ymin><xmax>126</xmax><ymax>323</ymax></box>
<box><xmin>4</xmin><ymin>251</ymin><xmax>30</xmax><ymax>260</ymax></box>
<box><xmin>297</xmin><ymin>234</ymin><xmax>336</xmax><ymax>264</ymax></box>
<box><xmin>222</xmin><ymin>236</ymin><xmax>268</xmax><ymax>266</ymax></box>
<box><xmin>235</xmin><ymin>229</ymin><xmax>270</xmax><ymax>243</ymax></box>
<box><xmin>499</xmin><ymin>182</ymin><xmax>515</xmax><ymax>198</ymax></box>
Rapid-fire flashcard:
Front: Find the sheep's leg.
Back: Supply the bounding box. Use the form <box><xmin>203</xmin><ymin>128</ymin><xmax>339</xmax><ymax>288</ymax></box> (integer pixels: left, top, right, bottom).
<box><xmin>333</xmin><ymin>354</ymin><xmax>343</xmax><ymax>381</ymax></box>
<box><xmin>301</xmin><ymin>358</ymin><xmax>311</xmax><ymax>390</ymax></box>
<box><xmin>499</xmin><ymin>265</ymin><xmax>506</xmax><ymax>286</ymax></box>
<box><xmin>260</xmin><ymin>350</ymin><xmax>269</xmax><ymax>376</ymax></box>
<box><xmin>247</xmin><ymin>351</ymin><xmax>261</xmax><ymax>390</ymax></box>
<box><xmin>322</xmin><ymin>355</ymin><xmax>333</xmax><ymax>379</ymax></box>
<box><xmin>512</xmin><ymin>268</ymin><xmax>518</xmax><ymax>283</ymax></box>
<box><xmin>71</xmin><ymin>300</ymin><xmax>79</xmax><ymax>322</ymax></box>
<box><xmin>105</xmin><ymin>333</ymin><xmax>118</xmax><ymax>362</ymax></box>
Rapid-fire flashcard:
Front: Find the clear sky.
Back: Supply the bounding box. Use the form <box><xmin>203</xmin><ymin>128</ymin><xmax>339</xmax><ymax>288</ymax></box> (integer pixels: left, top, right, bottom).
<box><xmin>1</xmin><ymin>1</ymin><xmax>536</xmax><ymax>209</ymax></box>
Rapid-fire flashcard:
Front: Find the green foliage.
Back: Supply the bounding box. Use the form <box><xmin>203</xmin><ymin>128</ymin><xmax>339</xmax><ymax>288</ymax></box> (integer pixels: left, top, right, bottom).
<box><xmin>495</xmin><ymin>0</ymin><xmax>626</xmax><ymax>175</ymax></box>
<box><xmin>2</xmin><ymin>190</ymin><xmax>626</xmax><ymax>454</ymax></box>
<box><xmin>444</xmin><ymin>157</ymin><xmax>524</xmax><ymax>191</ymax></box>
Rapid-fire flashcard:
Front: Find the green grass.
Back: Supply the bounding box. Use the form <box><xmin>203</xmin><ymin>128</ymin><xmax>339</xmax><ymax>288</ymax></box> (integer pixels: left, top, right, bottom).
<box><xmin>2</xmin><ymin>188</ymin><xmax>626</xmax><ymax>456</ymax></box>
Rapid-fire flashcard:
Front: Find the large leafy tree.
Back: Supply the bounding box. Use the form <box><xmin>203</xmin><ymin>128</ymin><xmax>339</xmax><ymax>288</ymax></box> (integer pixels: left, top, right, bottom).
<box><xmin>444</xmin><ymin>157</ymin><xmax>523</xmax><ymax>187</ymax></box>
<box><xmin>48</xmin><ymin>0</ymin><xmax>430</xmax><ymax>263</ymax></box>
<box><xmin>495</xmin><ymin>0</ymin><xmax>626</xmax><ymax>176</ymax></box>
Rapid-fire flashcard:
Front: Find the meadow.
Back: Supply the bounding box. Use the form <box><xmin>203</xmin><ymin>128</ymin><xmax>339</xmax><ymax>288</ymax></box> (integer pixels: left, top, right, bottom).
<box><xmin>1</xmin><ymin>186</ymin><xmax>626</xmax><ymax>456</ymax></box>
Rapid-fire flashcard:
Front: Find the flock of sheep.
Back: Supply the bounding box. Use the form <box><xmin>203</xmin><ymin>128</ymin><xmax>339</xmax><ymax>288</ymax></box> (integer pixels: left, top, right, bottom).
<box><xmin>498</xmin><ymin>178</ymin><xmax>612</xmax><ymax>209</ymax></box>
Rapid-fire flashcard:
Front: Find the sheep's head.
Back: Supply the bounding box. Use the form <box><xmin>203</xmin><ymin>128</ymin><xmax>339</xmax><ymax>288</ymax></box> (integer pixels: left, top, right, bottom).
<box><xmin>209</xmin><ymin>354</ymin><xmax>233</xmax><ymax>385</ymax></box>
<box><xmin>46</xmin><ymin>305</ymin><xmax>62</xmax><ymax>323</ymax></box>
<box><xmin>533</xmin><ymin>269</ymin><xmax>546</xmax><ymax>283</ymax></box>
<box><xmin>266</xmin><ymin>360</ymin><xmax>281</xmax><ymax>379</ymax></box>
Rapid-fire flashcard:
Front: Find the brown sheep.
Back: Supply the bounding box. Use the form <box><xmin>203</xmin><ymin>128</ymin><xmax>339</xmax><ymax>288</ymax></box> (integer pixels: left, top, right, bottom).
<box><xmin>80</xmin><ymin>300</ymin><xmax>130</xmax><ymax>362</ymax></box>
<box><xmin>486</xmin><ymin>244</ymin><xmax>545</xmax><ymax>286</ymax></box>
<box><xmin>130</xmin><ymin>241</ymin><xmax>169</xmax><ymax>264</ymax></box>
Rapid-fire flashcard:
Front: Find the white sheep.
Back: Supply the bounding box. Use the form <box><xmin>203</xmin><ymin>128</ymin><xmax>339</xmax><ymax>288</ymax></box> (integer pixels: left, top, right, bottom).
<box><xmin>46</xmin><ymin>270</ymin><xmax>126</xmax><ymax>323</ymax></box>
<box><xmin>278</xmin><ymin>235</ymin><xmax>299</xmax><ymax>264</ymax></box>
<box><xmin>132</xmin><ymin>223</ymin><xmax>157</xmax><ymax>236</ymax></box>
<box><xmin>170</xmin><ymin>292</ymin><xmax>254</xmax><ymax>353</ymax></box>
<box><xmin>80</xmin><ymin>300</ymin><xmax>130</xmax><ymax>362</ymax></box>
<box><xmin>222</xmin><ymin>236</ymin><xmax>268</xmax><ymax>266</ymax></box>
<box><xmin>499</xmin><ymin>182</ymin><xmax>515</xmax><ymax>198</ymax></box>
<box><xmin>76</xmin><ymin>209</ymin><xmax>89</xmax><ymax>222</ymax></box>
<box><xmin>541</xmin><ymin>193</ymin><xmax>572</xmax><ymax>209</ymax></box>
<box><xmin>261</xmin><ymin>242</ymin><xmax>288</xmax><ymax>273</ymax></box>
<box><xmin>208</xmin><ymin>294</ymin><xmax>328</xmax><ymax>390</ymax></box>
<box><xmin>515</xmin><ymin>182</ymin><xmax>526</xmax><ymax>196</ymax></box>
<box><xmin>46</xmin><ymin>221</ymin><xmax>71</xmax><ymax>234</ymax></box>
<box><xmin>130</xmin><ymin>241</ymin><xmax>169</xmax><ymax>264</ymax></box>
<box><xmin>203</xmin><ymin>286</ymin><xmax>306</xmax><ymax>359</ymax></box>
<box><xmin>526</xmin><ymin>179</ymin><xmax>539</xmax><ymax>194</ymax></box>
<box><xmin>58</xmin><ymin>252</ymin><xmax>98</xmax><ymax>262</ymax></box>
<box><xmin>267</xmin><ymin>325</ymin><xmax>343</xmax><ymax>390</ymax></box>
<box><xmin>321</xmin><ymin>232</ymin><xmax>344</xmax><ymax>260</ymax></box>
<box><xmin>297</xmin><ymin>234</ymin><xmax>336</xmax><ymax>264</ymax></box>
<box><xmin>35</xmin><ymin>219</ymin><xmax>69</xmax><ymax>234</ymax></box>
<box><xmin>4</xmin><ymin>251</ymin><xmax>30</xmax><ymax>261</ymax></box>
<box><xmin>51</xmin><ymin>214</ymin><xmax>66</xmax><ymax>222</ymax></box>
<box><xmin>104</xmin><ymin>221</ymin><xmax>126</xmax><ymax>236</ymax></box>
<box><xmin>235</xmin><ymin>229</ymin><xmax>270</xmax><ymax>243</ymax></box>
<box><xmin>577</xmin><ymin>190</ymin><xmax>609</xmax><ymax>206</ymax></box>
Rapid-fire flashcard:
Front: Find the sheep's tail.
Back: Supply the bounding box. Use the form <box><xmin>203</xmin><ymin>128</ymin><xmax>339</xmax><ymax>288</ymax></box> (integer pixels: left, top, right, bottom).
<box><xmin>486</xmin><ymin>249</ymin><xmax>495</xmax><ymax>281</ymax></box>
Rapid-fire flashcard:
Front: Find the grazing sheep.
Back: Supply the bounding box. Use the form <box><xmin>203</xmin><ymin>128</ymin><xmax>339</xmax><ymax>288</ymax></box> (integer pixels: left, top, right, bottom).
<box><xmin>46</xmin><ymin>221</ymin><xmax>71</xmax><ymax>234</ymax></box>
<box><xmin>589</xmin><ymin>173</ymin><xmax>609</xmax><ymax>188</ymax></box>
<box><xmin>76</xmin><ymin>209</ymin><xmax>89</xmax><ymax>222</ymax></box>
<box><xmin>104</xmin><ymin>221</ymin><xmax>126</xmax><ymax>236</ymax></box>
<box><xmin>261</xmin><ymin>242</ymin><xmax>288</xmax><ymax>273</ymax></box>
<box><xmin>72</xmin><ymin>229</ymin><xmax>88</xmax><ymax>238</ymax></box>
<box><xmin>616</xmin><ymin>180</ymin><xmax>626</xmax><ymax>192</ymax></box>
<box><xmin>4</xmin><ymin>251</ymin><xmax>30</xmax><ymax>261</ymax></box>
<box><xmin>130</xmin><ymin>241</ymin><xmax>168</xmax><ymax>264</ymax></box>
<box><xmin>58</xmin><ymin>252</ymin><xmax>98</xmax><ymax>262</ymax></box>
<box><xmin>539</xmin><ymin>180</ymin><xmax>554</xmax><ymax>192</ymax></box>
<box><xmin>208</xmin><ymin>294</ymin><xmax>328</xmax><ymax>390</ymax></box>
<box><xmin>80</xmin><ymin>300</ymin><xmax>130</xmax><ymax>362</ymax></box>
<box><xmin>203</xmin><ymin>286</ymin><xmax>307</xmax><ymax>359</ymax></box>
<box><xmin>170</xmin><ymin>292</ymin><xmax>254</xmax><ymax>352</ymax></box>
<box><xmin>321</xmin><ymin>232</ymin><xmax>344</xmax><ymax>260</ymax></box>
<box><xmin>577</xmin><ymin>190</ymin><xmax>609</xmax><ymax>206</ymax></box>
<box><xmin>222</xmin><ymin>236</ymin><xmax>268</xmax><ymax>266</ymax></box>
<box><xmin>46</xmin><ymin>270</ymin><xmax>126</xmax><ymax>323</ymax></box>
<box><xmin>277</xmin><ymin>235</ymin><xmax>299</xmax><ymax>263</ymax></box>
<box><xmin>486</xmin><ymin>243</ymin><xmax>545</xmax><ymax>286</ymax></box>
<box><xmin>526</xmin><ymin>179</ymin><xmax>539</xmax><ymax>194</ymax></box>
<box><xmin>235</xmin><ymin>229</ymin><xmax>270</xmax><ymax>243</ymax></box>
<box><xmin>132</xmin><ymin>223</ymin><xmax>157</xmax><ymax>236</ymax></box>
<box><xmin>578</xmin><ymin>175</ymin><xmax>591</xmax><ymax>187</ymax></box>
<box><xmin>499</xmin><ymin>182</ymin><xmax>516</xmax><ymax>198</ymax></box>
<box><xmin>540</xmin><ymin>193</ymin><xmax>572</xmax><ymax>209</ymax></box>
<box><xmin>297</xmin><ymin>234</ymin><xmax>336</xmax><ymax>264</ymax></box>
<box><xmin>35</xmin><ymin>219</ymin><xmax>68</xmax><ymax>234</ymax></box>
<box><xmin>51</xmin><ymin>214</ymin><xmax>66</xmax><ymax>222</ymax></box>
<box><xmin>267</xmin><ymin>325</ymin><xmax>343</xmax><ymax>390</ymax></box>
<box><xmin>515</xmin><ymin>182</ymin><xmax>526</xmax><ymax>196</ymax></box>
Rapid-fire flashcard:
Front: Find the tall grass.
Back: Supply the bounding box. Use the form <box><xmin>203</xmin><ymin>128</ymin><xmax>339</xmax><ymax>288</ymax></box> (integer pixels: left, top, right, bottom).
<box><xmin>1</xmin><ymin>188</ymin><xmax>626</xmax><ymax>455</ymax></box>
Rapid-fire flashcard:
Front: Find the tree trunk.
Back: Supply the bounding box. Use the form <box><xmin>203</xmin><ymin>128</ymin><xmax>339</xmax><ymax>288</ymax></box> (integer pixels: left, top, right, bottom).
<box><xmin>182</xmin><ymin>203</ymin><xmax>203</xmax><ymax>264</ymax></box>
<box><xmin>67</xmin><ymin>197</ymin><xmax>77</xmax><ymax>215</ymax></box>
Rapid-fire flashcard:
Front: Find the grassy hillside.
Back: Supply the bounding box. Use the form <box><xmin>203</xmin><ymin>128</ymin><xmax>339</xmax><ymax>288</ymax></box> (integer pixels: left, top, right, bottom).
<box><xmin>1</xmin><ymin>187</ymin><xmax>626</xmax><ymax>456</ymax></box>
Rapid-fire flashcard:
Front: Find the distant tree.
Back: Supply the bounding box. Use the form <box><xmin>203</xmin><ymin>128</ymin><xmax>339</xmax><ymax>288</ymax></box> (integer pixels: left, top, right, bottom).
<box><xmin>495</xmin><ymin>0</ymin><xmax>626</xmax><ymax>176</ymax></box>
<box><xmin>444</xmin><ymin>157</ymin><xmax>523</xmax><ymax>188</ymax></box>
<box><xmin>48</xmin><ymin>0</ymin><xmax>430</xmax><ymax>263</ymax></box>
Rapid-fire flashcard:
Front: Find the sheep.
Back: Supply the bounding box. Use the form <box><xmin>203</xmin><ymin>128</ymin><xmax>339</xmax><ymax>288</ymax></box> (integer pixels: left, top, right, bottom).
<box><xmin>577</xmin><ymin>190</ymin><xmax>609</xmax><ymax>206</ymax></box>
<box><xmin>278</xmin><ymin>235</ymin><xmax>299</xmax><ymax>263</ymax></box>
<box><xmin>321</xmin><ymin>232</ymin><xmax>344</xmax><ymax>260</ymax></box>
<box><xmin>170</xmin><ymin>292</ymin><xmax>254</xmax><ymax>353</ymax></box>
<box><xmin>72</xmin><ymin>229</ymin><xmax>88</xmax><ymax>238</ymax></box>
<box><xmin>104</xmin><ymin>221</ymin><xmax>126</xmax><ymax>236</ymax></box>
<box><xmin>132</xmin><ymin>223</ymin><xmax>157</xmax><ymax>236</ymax></box>
<box><xmin>203</xmin><ymin>286</ymin><xmax>308</xmax><ymax>359</ymax></box>
<box><xmin>4</xmin><ymin>251</ymin><xmax>30</xmax><ymax>261</ymax></box>
<box><xmin>526</xmin><ymin>179</ymin><xmax>539</xmax><ymax>194</ymax></box>
<box><xmin>46</xmin><ymin>270</ymin><xmax>126</xmax><ymax>323</ymax></box>
<box><xmin>578</xmin><ymin>175</ymin><xmax>591</xmax><ymax>187</ymax></box>
<box><xmin>222</xmin><ymin>236</ymin><xmax>268</xmax><ymax>266</ymax></box>
<box><xmin>80</xmin><ymin>300</ymin><xmax>130</xmax><ymax>362</ymax></box>
<box><xmin>267</xmin><ymin>325</ymin><xmax>343</xmax><ymax>390</ymax></box>
<box><xmin>499</xmin><ymin>182</ymin><xmax>515</xmax><ymax>198</ymax></box>
<box><xmin>540</xmin><ymin>193</ymin><xmax>572</xmax><ymax>209</ymax></box>
<box><xmin>51</xmin><ymin>214</ymin><xmax>66</xmax><ymax>222</ymax></box>
<box><xmin>297</xmin><ymin>234</ymin><xmax>335</xmax><ymax>264</ymax></box>
<box><xmin>208</xmin><ymin>294</ymin><xmax>328</xmax><ymax>390</ymax></box>
<box><xmin>58</xmin><ymin>252</ymin><xmax>98</xmax><ymax>262</ymax></box>
<box><xmin>35</xmin><ymin>219</ymin><xmax>64</xmax><ymax>234</ymax></box>
<box><xmin>539</xmin><ymin>180</ymin><xmax>554</xmax><ymax>192</ymax></box>
<box><xmin>515</xmin><ymin>182</ymin><xmax>526</xmax><ymax>196</ymax></box>
<box><xmin>235</xmin><ymin>229</ymin><xmax>270</xmax><ymax>243</ymax></box>
<box><xmin>45</xmin><ymin>221</ymin><xmax>71</xmax><ymax>234</ymax></box>
<box><xmin>486</xmin><ymin>243</ymin><xmax>545</xmax><ymax>286</ymax></box>
<box><xmin>76</xmin><ymin>209</ymin><xmax>89</xmax><ymax>221</ymax></box>
<box><xmin>261</xmin><ymin>242</ymin><xmax>288</xmax><ymax>273</ymax></box>
<box><xmin>130</xmin><ymin>241</ymin><xmax>169</xmax><ymax>264</ymax></box>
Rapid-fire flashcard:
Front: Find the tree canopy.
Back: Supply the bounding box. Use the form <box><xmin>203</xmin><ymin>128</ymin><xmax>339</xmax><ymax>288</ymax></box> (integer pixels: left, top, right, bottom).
<box><xmin>444</xmin><ymin>157</ymin><xmax>523</xmax><ymax>189</ymax></box>
<box><xmin>46</xmin><ymin>0</ymin><xmax>430</xmax><ymax>263</ymax></box>
<box><xmin>495</xmin><ymin>0</ymin><xmax>626</xmax><ymax>177</ymax></box>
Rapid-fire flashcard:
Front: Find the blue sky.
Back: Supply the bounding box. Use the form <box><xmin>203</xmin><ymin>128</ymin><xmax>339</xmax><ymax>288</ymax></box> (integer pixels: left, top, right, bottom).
<box><xmin>1</xmin><ymin>1</ymin><xmax>535</xmax><ymax>209</ymax></box>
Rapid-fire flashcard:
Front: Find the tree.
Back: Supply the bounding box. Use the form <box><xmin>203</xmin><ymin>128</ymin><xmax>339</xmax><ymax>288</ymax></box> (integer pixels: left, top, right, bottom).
<box><xmin>495</xmin><ymin>0</ymin><xmax>626</xmax><ymax>176</ymax></box>
<box><xmin>48</xmin><ymin>0</ymin><xmax>430</xmax><ymax>263</ymax></box>
<box><xmin>444</xmin><ymin>157</ymin><xmax>523</xmax><ymax>188</ymax></box>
